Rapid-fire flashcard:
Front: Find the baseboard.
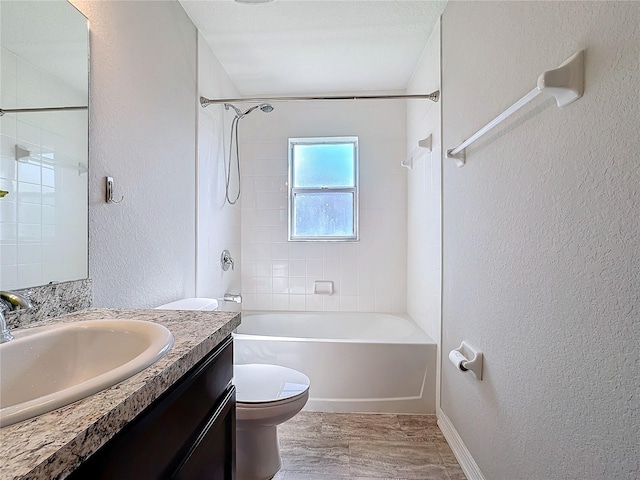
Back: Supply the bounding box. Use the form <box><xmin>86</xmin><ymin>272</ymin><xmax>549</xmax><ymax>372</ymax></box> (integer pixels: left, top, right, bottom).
<box><xmin>437</xmin><ymin>409</ymin><xmax>486</xmax><ymax>480</ymax></box>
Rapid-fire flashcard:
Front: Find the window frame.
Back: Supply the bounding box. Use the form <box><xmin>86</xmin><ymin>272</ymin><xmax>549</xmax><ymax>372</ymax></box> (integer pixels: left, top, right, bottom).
<box><xmin>288</xmin><ymin>136</ymin><xmax>359</xmax><ymax>242</ymax></box>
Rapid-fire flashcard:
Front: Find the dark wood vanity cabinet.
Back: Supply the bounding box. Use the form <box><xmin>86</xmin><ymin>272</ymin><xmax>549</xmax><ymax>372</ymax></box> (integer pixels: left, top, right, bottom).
<box><xmin>68</xmin><ymin>336</ymin><xmax>235</xmax><ymax>480</ymax></box>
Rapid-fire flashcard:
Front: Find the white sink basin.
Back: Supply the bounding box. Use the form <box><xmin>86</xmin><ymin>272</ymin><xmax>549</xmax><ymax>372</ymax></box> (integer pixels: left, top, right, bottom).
<box><xmin>0</xmin><ymin>319</ymin><xmax>174</xmax><ymax>427</ymax></box>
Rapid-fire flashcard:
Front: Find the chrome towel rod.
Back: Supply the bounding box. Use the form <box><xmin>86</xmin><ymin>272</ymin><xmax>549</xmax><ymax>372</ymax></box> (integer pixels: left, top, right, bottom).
<box><xmin>447</xmin><ymin>50</ymin><xmax>584</xmax><ymax>167</ymax></box>
<box><xmin>200</xmin><ymin>91</ymin><xmax>440</xmax><ymax>107</ymax></box>
<box><xmin>0</xmin><ymin>106</ymin><xmax>87</xmax><ymax>116</ymax></box>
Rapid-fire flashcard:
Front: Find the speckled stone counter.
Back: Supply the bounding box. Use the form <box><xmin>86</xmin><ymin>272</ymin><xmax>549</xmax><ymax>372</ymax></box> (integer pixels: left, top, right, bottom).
<box><xmin>4</xmin><ymin>279</ymin><xmax>93</xmax><ymax>329</ymax></box>
<box><xmin>0</xmin><ymin>308</ymin><xmax>240</xmax><ymax>480</ymax></box>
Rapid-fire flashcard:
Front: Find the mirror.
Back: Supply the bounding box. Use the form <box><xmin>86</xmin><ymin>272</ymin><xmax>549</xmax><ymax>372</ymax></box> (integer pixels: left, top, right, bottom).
<box><xmin>0</xmin><ymin>0</ymin><xmax>89</xmax><ymax>290</ymax></box>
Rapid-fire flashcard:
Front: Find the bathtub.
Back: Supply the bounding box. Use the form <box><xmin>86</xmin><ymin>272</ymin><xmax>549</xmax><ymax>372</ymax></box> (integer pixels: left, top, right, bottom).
<box><xmin>234</xmin><ymin>311</ymin><xmax>436</xmax><ymax>414</ymax></box>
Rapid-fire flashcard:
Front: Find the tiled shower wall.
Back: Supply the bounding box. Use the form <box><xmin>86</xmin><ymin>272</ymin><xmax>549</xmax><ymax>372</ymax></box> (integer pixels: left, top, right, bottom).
<box><xmin>239</xmin><ymin>100</ymin><xmax>407</xmax><ymax>312</ymax></box>
<box><xmin>0</xmin><ymin>47</ymin><xmax>88</xmax><ymax>289</ymax></box>
<box><xmin>196</xmin><ymin>32</ymin><xmax>242</xmax><ymax>310</ymax></box>
<box><xmin>406</xmin><ymin>20</ymin><xmax>442</xmax><ymax>343</ymax></box>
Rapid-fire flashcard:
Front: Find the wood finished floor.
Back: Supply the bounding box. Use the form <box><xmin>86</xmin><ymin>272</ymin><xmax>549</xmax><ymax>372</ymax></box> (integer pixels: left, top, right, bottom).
<box><xmin>272</xmin><ymin>412</ymin><xmax>467</xmax><ymax>480</ymax></box>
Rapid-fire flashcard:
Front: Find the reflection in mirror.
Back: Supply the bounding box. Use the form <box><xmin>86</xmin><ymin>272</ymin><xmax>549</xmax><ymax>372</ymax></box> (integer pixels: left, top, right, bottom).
<box><xmin>0</xmin><ymin>0</ymin><xmax>89</xmax><ymax>290</ymax></box>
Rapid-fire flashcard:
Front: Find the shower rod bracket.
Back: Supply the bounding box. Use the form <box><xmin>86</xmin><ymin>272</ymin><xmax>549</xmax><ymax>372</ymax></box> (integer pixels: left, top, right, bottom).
<box><xmin>200</xmin><ymin>90</ymin><xmax>440</xmax><ymax>108</ymax></box>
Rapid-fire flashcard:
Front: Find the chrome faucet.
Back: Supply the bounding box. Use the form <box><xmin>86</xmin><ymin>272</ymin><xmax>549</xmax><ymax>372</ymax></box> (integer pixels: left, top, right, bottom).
<box><xmin>0</xmin><ymin>290</ymin><xmax>33</xmax><ymax>343</ymax></box>
<box><xmin>223</xmin><ymin>293</ymin><xmax>242</xmax><ymax>304</ymax></box>
<box><xmin>221</xmin><ymin>250</ymin><xmax>235</xmax><ymax>271</ymax></box>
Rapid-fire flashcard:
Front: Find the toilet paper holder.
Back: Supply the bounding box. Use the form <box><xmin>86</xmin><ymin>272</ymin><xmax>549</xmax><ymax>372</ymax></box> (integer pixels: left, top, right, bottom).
<box><xmin>449</xmin><ymin>341</ymin><xmax>483</xmax><ymax>380</ymax></box>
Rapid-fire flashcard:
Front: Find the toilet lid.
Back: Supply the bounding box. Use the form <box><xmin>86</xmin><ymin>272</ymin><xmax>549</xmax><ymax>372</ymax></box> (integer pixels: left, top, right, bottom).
<box><xmin>154</xmin><ymin>298</ymin><xmax>219</xmax><ymax>311</ymax></box>
<box><xmin>234</xmin><ymin>364</ymin><xmax>310</xmax><ymax>404</ymax></box>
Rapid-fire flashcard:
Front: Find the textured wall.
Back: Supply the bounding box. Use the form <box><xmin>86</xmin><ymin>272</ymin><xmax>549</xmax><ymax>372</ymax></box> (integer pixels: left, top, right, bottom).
<box><xmin>240</xmin><ymin>99</ymin><xmax>407</xmax><ymax>313</ymax></box>
<box><xmin>406</xmin><ymin>20</ymin><xmax>442</xmax><ymax>343</ymax></box>
<box><xmin>72</xmin><ymin>1</ymin><xmax>197</xmax><ymax>308</ymax></box>
<box><xmin>196</xmin><ymin>32</ymin><xmax>242</xmax><ymax>311</ymax></box>
<box><xmin>441</xmin><ymin>2</ymin><xmax>639</xmax><ymax>479</ymax></box>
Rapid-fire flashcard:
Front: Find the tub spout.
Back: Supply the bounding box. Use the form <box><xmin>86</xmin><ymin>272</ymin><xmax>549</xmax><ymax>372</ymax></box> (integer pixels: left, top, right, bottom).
<box><xmin>223</xmin><ymin>293</ymin><xmax>242</xmax><ymax>304</ymax></box>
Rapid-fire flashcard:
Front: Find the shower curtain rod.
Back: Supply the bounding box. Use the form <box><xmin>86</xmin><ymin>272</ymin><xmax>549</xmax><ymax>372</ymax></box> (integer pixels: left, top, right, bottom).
<box><xmin>0</xmin><ymin>106</ymin><xmax>87</xmax><ymax>116</ymax></box>
<box><xmin>200</xmin><ymin>90</ymin><xmax>440</xmax><ymax>107</ymax></box>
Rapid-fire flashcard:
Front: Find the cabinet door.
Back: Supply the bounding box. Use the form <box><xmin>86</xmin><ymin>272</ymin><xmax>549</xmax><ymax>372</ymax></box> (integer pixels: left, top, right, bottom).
<box><xmin>67</xmin><ymin>337</ymin><xmax>234</xmax><ymax>480</ymax></box>
<box><xmin>171</xmin><ymin>387</ymin><xmax>236</xmax><ymax>480</ymax></box>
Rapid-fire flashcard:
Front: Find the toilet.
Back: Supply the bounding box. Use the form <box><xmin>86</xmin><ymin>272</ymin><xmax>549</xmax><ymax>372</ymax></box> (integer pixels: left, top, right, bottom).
<box><xmin>155</xmin><ymin>298</ymin><xmax>310</xmax><ymax>480</ymax></box>
<box><xmin>234</xmin><ymin>364</ymin><xmax>310</xmax><ymax>480</ymax></box>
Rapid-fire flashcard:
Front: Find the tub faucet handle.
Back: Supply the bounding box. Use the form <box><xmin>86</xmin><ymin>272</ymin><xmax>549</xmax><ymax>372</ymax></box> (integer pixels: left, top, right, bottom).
<box><xmin>221</xmin><ymin>250</ymin><xmax>234</xmax><ymax>271</ymax></box>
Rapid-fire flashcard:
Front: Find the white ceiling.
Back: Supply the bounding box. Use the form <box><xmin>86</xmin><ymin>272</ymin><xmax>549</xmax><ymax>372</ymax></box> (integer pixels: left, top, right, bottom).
<box><xmin>179</xmin><ymin>0</ymin><xmax>446</xmax><ymax>96</ymax></box>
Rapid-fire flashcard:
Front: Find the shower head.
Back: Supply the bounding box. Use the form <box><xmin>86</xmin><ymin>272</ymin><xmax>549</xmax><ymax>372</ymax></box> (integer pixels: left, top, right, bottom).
<box><xmin>242</xmin><ymin>103</ymin><xmax>274</xmax><ymax>116</ymax></box>
<box><xmin>224</xmin><ymin>102</ymin><xmax>274</xmax><ymax>118</ymax></box>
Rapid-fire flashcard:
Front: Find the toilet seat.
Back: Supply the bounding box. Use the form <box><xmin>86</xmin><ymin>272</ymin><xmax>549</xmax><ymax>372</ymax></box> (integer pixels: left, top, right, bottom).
<box><xmin>234</xmin><ymin>364</ymin><xmax>310</xmax><ymax>406</ymax></box>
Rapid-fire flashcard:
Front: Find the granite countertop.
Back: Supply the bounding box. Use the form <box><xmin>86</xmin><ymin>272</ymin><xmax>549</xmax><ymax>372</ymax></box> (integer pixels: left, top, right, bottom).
<box><xmin>0</xmin><ymin>308</ymin><xmax>241</xmax><ymax>480</ymax></box>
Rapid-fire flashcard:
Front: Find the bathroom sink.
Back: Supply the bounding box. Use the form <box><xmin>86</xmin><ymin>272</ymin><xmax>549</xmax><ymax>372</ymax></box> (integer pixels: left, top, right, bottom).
<box><xmin>0</xmin><ymin>319</ymin><xmax>174</xmax><ymax>427</ymax></box>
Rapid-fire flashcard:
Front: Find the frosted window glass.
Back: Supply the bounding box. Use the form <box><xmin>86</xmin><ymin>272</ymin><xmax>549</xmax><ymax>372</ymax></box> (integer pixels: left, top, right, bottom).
<box><xmin>293</xmin><ymin>193</ymin><xmax>354</xmax><ymax>237</ymax></box>
<box><xmin>289</xmin><ymin>136</ymin><xmax>358</xmax><ymax>241</ymax></box>
<box><xmin>293</xmin><ymin>143</ymin><xmax>355</xmax><ymax>188</ymax></box>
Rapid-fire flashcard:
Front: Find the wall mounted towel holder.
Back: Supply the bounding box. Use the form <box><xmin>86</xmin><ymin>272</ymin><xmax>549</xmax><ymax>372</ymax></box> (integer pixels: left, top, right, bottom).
<box><xmin>447</xmin><ymin>50</ymin><xmax>585</xmax><ymax>167</ymax></box>
<box><xmin>401</xmin><ymin>135</ymin><xmax>433</xmax><ymax>169</ymax></box>
<box><xmin>105</xmin><ymin>176</ymin><xmax>124</xmax><ymax>204</ymax></box>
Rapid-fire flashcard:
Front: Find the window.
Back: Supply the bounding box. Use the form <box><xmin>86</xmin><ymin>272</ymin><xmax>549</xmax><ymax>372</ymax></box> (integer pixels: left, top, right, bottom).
<box><xmin>288</xmin><ymin>136</ymin><xmax>358</xmax><ymax>241</ymax></box>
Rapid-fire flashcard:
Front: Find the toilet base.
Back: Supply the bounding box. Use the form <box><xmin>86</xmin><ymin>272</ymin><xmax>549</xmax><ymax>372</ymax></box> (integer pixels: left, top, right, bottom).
<box><xmin>236</xmin><ymin>424</ymin><xmax>282</xmax><ymax>480</ymax></box>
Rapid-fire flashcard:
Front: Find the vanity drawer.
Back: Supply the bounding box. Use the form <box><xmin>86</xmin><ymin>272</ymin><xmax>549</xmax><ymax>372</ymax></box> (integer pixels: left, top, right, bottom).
<box><xmin>68</xmin><ymin>335</ymin><xmax>234</xmax><ymax>479</ymax></box>
<box><xmin>171</xmin><ymin>387</ymin><xmax>236</xmax><ymax>480</ymax></box>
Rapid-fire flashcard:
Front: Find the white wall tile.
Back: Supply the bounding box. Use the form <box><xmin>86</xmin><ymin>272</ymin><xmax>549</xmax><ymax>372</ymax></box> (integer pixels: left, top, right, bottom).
<box><xmin>374</xmin><ymin>294</ymin><xmax>394</xmax><ymax>313</ymax></box>
<box><xmin>241</xmin><ymin>276</ymin><xmax>257</xmax><ymax>294</ymax></box>
<box><xmin>406</xmin><ymin>19</ymin><xmax>441</xmax><ymax>341</ymax></box>
<box><xmin>305</xmin><ymin>294</ymin><xmax>323</xmax><ymax>311</ymax></box>
<box><xmin>17</xmin><ymin>244</ymin><xmax>41</xmax><ymax>264</ymax></box>
<box><xmin>1</xmin><ymin>244</ymin><xmax>17</xmax><ymax>265</ymax></box>
<box><xmin>289</xmin><ymin>259</ymin><xmax>306</xmax><ymax>277</ymax></box>
<box><xmin>272</xmin><ymin>276</ymin><xmax>289</xmax><ymax>294</ymax></box>
<box><xmin>340</xmin><ymin>295</ymin><xmax>358</xmax><ymax>312</ymax></box>
<box><xmin>306</xmin><ymin>258</ymin><xmax>323</xmax><ymax>277</ymax></box>
<box><xmin>305</xmin><ymin>243</ymin><xmax>323</xmax><ymax>259</ymax></box>
<box><xmin>254</xmin><ymin>294</ymin><xmax>272</xmax><ymax>310</ymax></box>
<box><xmin>0</xmin><ymin>200</ymin><xmax>17</xmax><ymax>223</ymax></box>
<box><xmin>0</xmin><ymin>264</ymin><xmax>18</xmax><ymax>288</ymax></box>
<box><xmin>255</xmin><ymin>276</ymin><xmax>272</xmax><ymax>294</ymax></box>
<box><xmin>289</xmin><ymin>277</ymin><xmax>306</xmax><ymax>295</ymax></box>
<box><xmin>272</xmin><ymin>294</ymin><xmax>289</xmax><ymax>311</ymax></box>
<box><xmin>323</xmin><ymin>295</ymin><xmax>340</xmax><ymax>312</ymax></box>
<box><xmin>288</xmin><ymin>242</ymin><xmax>306</xmax><ymax>260</ymax></box>
<box><xmin>289</xmin><ymin>294</ymin><xmax>305</xmax><ymax>311</ymax></box>
<box><xmin>357</xmin><ymin>295</ymin><xmax>376</xmax><ymax>312</ymax></box>
<box><xmin>240</xmin><ymin>100</ymin><xmax>407</xmax><ymax>313</ymax></box>
<box><xmin>1</xmin><ymin>48</ymin><xmax>17</xmax><ymax>75</ymax></box>
<box><xmin>357</xmin><ymin>265</ymin><xmax>376</xmax><ymax>296</ymax></box>
<box><xmin>17</xmin><ymin>202</ymin><xmax>41</xmax><ymax>224</ymax></box>
<box><xmin>256</xmin><ymin>259</ymin><xmax>272</xmax><ymax>277</ymax></box>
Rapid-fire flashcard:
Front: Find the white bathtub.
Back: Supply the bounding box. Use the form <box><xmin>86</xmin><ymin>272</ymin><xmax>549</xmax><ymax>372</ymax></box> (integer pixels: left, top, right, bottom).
<box><xmin>234</xmin><ymin>311</ymin><xmax>436</xmax><ymax>414</ymax></box>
